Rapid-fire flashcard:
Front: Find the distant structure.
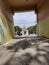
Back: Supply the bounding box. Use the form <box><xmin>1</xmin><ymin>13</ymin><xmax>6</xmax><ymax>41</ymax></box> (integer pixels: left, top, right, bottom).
<box><xmin>21</xmin><ymin>26</ymin><xmax>29</xmax><ymax>36</ymax></box>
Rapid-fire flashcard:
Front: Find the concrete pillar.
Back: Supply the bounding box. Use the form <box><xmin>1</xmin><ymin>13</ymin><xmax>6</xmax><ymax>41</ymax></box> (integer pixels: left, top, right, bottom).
<box><xmin>0</xmin><ymin>0</ymin><xmax>14</xmax><ymax>44</ymax></box>
<box><xmin>37</xmin><ymin>0</ymin><xmax>49</xmax><ymax>38</ymax></box>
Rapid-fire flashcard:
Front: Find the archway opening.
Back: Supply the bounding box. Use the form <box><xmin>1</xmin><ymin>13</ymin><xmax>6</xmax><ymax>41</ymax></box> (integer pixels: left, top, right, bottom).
<box><xmin>13</xmin><ymin>11</ymin><xmax>37</xmax><ymax>38</ymax></box>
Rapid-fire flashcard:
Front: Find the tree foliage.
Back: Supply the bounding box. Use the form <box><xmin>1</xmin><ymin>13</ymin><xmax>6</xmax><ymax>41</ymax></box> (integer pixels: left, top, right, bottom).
<box><xmin>14</xmin><ymin>26</ymin><xmax>22</xmax><ymax>35</ymax></box>
<box><xmin>27</xmin><ymin>24</ymin><xmax>37</xmax><ymax>34</ymax></box>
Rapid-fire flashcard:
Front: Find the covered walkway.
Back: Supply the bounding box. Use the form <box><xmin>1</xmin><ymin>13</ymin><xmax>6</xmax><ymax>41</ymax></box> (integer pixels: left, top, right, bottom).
<box><xmin>0</xmin><ymin>0</ymin><xmax>49</xmax><ymax>44</ymax></box>
<box><xmin>0</xmin><ymin>0</ymin><xmax>49</xmax><ymax>65</ymax></box>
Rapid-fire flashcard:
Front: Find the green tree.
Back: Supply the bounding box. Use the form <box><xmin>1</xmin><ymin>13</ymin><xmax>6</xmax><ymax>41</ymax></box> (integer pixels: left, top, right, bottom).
<box><xmin>27</xmin><ymin>24</ymin><xmax>37</xmax><ymax>34</ymax></box>
<box><xmin>14</xmin><ymin>26</ymin><xmax>22</xmax><ymax>35</ymax></box>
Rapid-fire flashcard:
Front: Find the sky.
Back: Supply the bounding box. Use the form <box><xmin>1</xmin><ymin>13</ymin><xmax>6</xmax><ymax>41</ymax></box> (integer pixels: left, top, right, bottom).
<box><xmin>13</xmin><ymin>11</ymin><xmax>37</xmax><ymax>28</ymax></box>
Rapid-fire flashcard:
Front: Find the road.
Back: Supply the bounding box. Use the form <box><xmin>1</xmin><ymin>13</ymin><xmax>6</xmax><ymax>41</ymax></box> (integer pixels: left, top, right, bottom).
<box><xmin>0</xmin><ymin>37</ymin><xmax>49</xmax><ymax>65</ymax></box>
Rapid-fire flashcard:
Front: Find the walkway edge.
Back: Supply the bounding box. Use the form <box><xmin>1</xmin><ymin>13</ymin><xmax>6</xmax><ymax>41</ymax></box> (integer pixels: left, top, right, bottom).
<box><xmin>3</xmin><ymin>39</ymin><xmax>13</xmax><ymax>46</ymax></box>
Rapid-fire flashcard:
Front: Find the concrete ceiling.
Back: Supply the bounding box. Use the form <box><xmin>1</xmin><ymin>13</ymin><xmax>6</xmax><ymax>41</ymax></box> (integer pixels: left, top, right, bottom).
<box><xmin>8</xmin><ymin>0</ymin><xmax>38</xmax><ymax>7</ymax></box>
<box><xmin>8</xmin><ymin>0</ymin><xmax>45</xmax><ymax>12</ymax></box>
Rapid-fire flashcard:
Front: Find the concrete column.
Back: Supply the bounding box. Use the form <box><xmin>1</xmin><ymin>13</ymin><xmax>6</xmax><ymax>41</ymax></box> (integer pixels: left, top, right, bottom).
<box><xmin>38</xmin><ymin>0</ymin><xmax>49</xmax><ymax>38</ymax></box>
<box><xmin>0</xmin><ymin>0</ymin><xmax>14</xmax><ymax>44</ymax></box>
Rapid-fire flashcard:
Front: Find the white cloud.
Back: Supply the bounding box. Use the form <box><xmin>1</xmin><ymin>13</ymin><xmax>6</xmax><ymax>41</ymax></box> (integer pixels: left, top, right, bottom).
<box><xmin>13</xmin><ymin>11</ymin><xmax>37</xmax><ymax>27</ymax></box>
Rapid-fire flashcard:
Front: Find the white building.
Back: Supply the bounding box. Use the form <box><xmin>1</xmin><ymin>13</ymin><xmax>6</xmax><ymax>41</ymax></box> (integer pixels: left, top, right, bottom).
<box><xmin>21</xmin><ymin>26</ymin><xmax>29</xmax><ymax>36</ymax></box>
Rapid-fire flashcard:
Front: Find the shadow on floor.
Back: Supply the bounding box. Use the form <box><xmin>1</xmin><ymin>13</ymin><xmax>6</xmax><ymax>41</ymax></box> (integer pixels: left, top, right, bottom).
<box><xmin>4</xmin><ymin>52</ymin><xmax>49</xmax><ymax>65</ymax></box>
<box><xmin>6</xmin><ymin>39</ymin><xmax>32</xmax><ymax>52</ymax></box>
<box><xmin>4</xmin><ymin>38</ymin><xmax>49</xmax><ymax>65</ymax></box>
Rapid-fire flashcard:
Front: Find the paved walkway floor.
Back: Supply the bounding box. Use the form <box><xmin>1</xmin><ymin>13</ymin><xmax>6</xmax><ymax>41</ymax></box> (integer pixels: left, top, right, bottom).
<box><xmin>0</xmin><ymin>37</ymin><xmax>49</xmax><ymax>65</ymax></box>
